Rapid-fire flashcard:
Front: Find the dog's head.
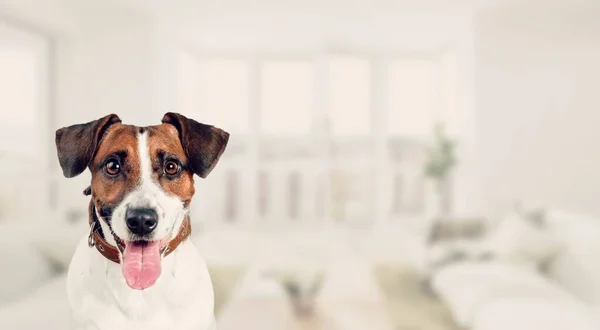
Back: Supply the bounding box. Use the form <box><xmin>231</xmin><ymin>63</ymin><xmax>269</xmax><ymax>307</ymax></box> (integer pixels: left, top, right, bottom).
<box><xmin>55</xmin><ymin>113</ymin><xmax>229</xmax><ymax>289</ymax></box>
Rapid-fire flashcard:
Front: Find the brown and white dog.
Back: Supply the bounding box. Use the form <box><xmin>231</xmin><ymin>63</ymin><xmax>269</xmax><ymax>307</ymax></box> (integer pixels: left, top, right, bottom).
<box><xmin>55</xmin><ymin>113</ymin><xmax>229</xmax><ymax>330</ymax></box>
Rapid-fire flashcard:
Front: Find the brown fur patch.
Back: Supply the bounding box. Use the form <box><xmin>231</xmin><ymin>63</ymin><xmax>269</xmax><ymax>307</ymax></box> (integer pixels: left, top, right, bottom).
<box><xmin>147</xmin><ymin>124</ymin><xmax>195</xmax><ymax>205</ymax></box>
<box><xmin>90</xmin><ymin>124</ymin><xmax>140</xmax><ymax>212</ymax></box>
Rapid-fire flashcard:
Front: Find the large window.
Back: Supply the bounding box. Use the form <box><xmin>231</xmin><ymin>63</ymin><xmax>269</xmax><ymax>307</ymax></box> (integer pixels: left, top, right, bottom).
<box><xmin>176</xmin><ymin>55</ymin><xmax>250</xmax><ymax>134</ymax></box>
<box><xmin>0</xmin><ymin>21</ymin><xmax>51</xmax><ymax>221</ymax></box>
<box><xmin>260</xmin><ymin>61</ymin><xmax>314</xmax><ymax>136</ymax></box>
<box><xmin>0</xmin><ymin>51</ymin><xmax>36</xmax><ymax>126</ymax></box>
<box><xmin>177</xmin><ymin>53</ymin><xmax>457</xmax><ymax>140</ymax></box>
<box><xmin>176</xmin><ymin>50</ymin><xmax>463</xmax><ymax>223</ymax></box>
<box><xmin>0</xmin><ymin>36</ymin><xmax>44</xmax><ymax>156</ymax></box>
<box><xmin>328</xmin><ymin>56</ymin><xmax>371</xmax><ymax>136</ymax></box>
<box><xmin>200</xmin><ymin>59</ymin><xmax>250</xmax><ymax>134</ymax></box>
<box><xmin>439</xmin><ymin>51</ymin><xmax>460</xmax><ymax>136</ymax></box>
<box><xmin>387</xmin><ymin>58</ymin><xmax>436</xmax><ymax>138</ymax></box>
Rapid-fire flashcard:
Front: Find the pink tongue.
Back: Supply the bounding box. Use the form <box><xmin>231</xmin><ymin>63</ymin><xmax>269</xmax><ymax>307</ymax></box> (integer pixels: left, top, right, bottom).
<box><xmin>122</xmin><ymin>241</ymin><xmax>162</xmax><ymax>290</ymax></box>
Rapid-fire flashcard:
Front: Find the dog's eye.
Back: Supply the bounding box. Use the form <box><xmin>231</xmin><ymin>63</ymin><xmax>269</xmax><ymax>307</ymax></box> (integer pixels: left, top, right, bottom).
<box><xmin>164</xmin><ymin>161</ymin><xmax>180</xmax><ymax>176</ymax></box>
<box><xmin>104</xmin><ymin>159</ymin><xmax>121</xmax><ymax>176</ymax></box>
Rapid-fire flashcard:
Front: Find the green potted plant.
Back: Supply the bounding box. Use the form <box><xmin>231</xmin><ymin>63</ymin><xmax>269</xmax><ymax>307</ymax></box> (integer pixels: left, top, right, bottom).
<box><xmin>423</xmin><ymin>123</ymin><xmax>458</xmax><ymax>216</ymax></box>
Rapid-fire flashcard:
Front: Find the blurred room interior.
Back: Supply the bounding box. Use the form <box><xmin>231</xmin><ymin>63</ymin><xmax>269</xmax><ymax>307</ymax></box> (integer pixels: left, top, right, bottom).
<box><xmin>1</xmin><ymin>0</ymin><xmax>600</xmax><ymax>329</ymax></box>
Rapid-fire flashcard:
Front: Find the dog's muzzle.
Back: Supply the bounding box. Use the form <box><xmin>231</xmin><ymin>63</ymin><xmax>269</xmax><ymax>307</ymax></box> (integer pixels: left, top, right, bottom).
<box><xmin>125</xmin><ymin>208</ymin><xmax>158</xmax><ymax>236</ymax></box>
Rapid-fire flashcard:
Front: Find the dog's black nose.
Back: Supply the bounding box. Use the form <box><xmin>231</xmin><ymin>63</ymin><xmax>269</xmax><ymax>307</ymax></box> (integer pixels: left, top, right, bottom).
<box><xmin>126</xmin><ymin>208</ymin><xmax>158</xmax><ymax>236</ymax></box>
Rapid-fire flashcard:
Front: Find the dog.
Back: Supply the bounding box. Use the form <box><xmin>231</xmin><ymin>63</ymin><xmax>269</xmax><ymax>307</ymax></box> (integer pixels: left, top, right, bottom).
<box><xmin>55</xmin><ymin>112</ymin><xmax>229</xmax><ymax>330</ymax></box>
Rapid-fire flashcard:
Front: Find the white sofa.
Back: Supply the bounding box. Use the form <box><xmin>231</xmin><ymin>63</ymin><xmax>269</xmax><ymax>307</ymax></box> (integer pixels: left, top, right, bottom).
<box><xmin>431</xmin><ymin>208</ymin><xmax>600</xmax><ymax>330</ymax></box>
<box><xmin>0</xmin><ymin>218</ymin><xmax>82</xmax><ymax>330</ymax></box>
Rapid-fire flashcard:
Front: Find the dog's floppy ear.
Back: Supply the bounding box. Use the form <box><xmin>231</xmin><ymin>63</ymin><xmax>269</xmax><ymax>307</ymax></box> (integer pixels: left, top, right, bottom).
<box><xmin>55</xmin><ymin>114</ymin><xmax>121</xmax><ymax>178</ymax></box>
<box><xmin>161</xmin><ymin>112</ymin><xmax>229</xmax><ymax>178</ymax></box>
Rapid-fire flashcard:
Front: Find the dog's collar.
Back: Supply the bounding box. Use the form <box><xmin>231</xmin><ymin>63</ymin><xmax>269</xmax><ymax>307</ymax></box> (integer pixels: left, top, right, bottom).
<box><xmin>87</xmin><ymin>200</ymin><xmax>191</xmax><ymax>264</ymax></box>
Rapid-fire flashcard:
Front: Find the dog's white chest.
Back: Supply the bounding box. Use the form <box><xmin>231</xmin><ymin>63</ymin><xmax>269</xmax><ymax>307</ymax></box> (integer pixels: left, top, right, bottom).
<box><xmin>67</xmin><ymin>237</ymin><xmax>215</xmax><ymax>330</ymax></box>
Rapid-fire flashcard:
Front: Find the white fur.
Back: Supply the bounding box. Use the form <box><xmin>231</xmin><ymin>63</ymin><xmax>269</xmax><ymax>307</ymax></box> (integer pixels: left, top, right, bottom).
<box><xmin>67</xmin><ymin>132</ymin><xmax>216</xmax><ymax>330</ymax></box>
<box><xmin>67</xmin><ymin>238</ymin><xmax>215</xmax><ymax>330</ymax></box>
<box><xmin>111</xmin><ymin>131</ymin><xmax>185</xmax><ymax>243</ymax></box>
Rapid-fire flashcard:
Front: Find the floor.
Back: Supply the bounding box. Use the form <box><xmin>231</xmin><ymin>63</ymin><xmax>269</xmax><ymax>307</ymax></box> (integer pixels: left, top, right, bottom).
<box><xmin>374</xmin><ymin>265</ymin><xmax>460</xmax><ymax>330</ymax></box>
<box><xmin>211</xmin><ymin>260</ymin><xmax>460</xmax><ymax>330</ymax></box>
<box><xmin>208</xmin><ymin>265</ymin><xmax>247</xmax><ymax>315</ymax></box>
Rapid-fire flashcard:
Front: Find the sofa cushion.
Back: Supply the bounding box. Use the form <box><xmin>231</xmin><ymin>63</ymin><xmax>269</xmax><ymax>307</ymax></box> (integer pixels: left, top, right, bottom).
<box><xmin>471</xmin><ymin>297</ymin><xmax>597</xmax><ymax>330</ymax></box>
<box><xmin>545</xmin><ymin>209</ymin><xmax>600</xmax><ymax>304</ymax></box>
<box><xmin>548</xmin><ymin>234</ymin><xmax>600</xmax><ymax>305</ymax></box>
<box><xmin>486</xmin><ymin>208</ymin><xmax>563</xmax><ymax>271</ymax></box>
<box><xmin>431</xmin><ymin>261</ymin><xmax>582</xmax><ymax>328</ymax></box>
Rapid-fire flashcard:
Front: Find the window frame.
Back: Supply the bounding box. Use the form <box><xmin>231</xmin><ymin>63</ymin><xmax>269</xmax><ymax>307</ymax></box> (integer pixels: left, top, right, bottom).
<box><xmin>182</xmin><ymin>47</ymin><xmax>467</xmax><ymax>225</ymax></box>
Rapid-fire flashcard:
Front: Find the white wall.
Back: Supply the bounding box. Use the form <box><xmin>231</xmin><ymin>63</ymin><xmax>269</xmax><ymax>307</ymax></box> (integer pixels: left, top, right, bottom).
<box><xmin>474</xmin><ymin>6</ymin><xmax>600</xmax><ymax>216</ymax></box>
<box><xmin>0</xmin><ymin>0</ymin><xmax>79</xmax><ymax>36</ymax></box>
<box><xmin>181</xmin><ymin>8</ymin><xmax>473</xmax><ymax>54</ymax></box>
